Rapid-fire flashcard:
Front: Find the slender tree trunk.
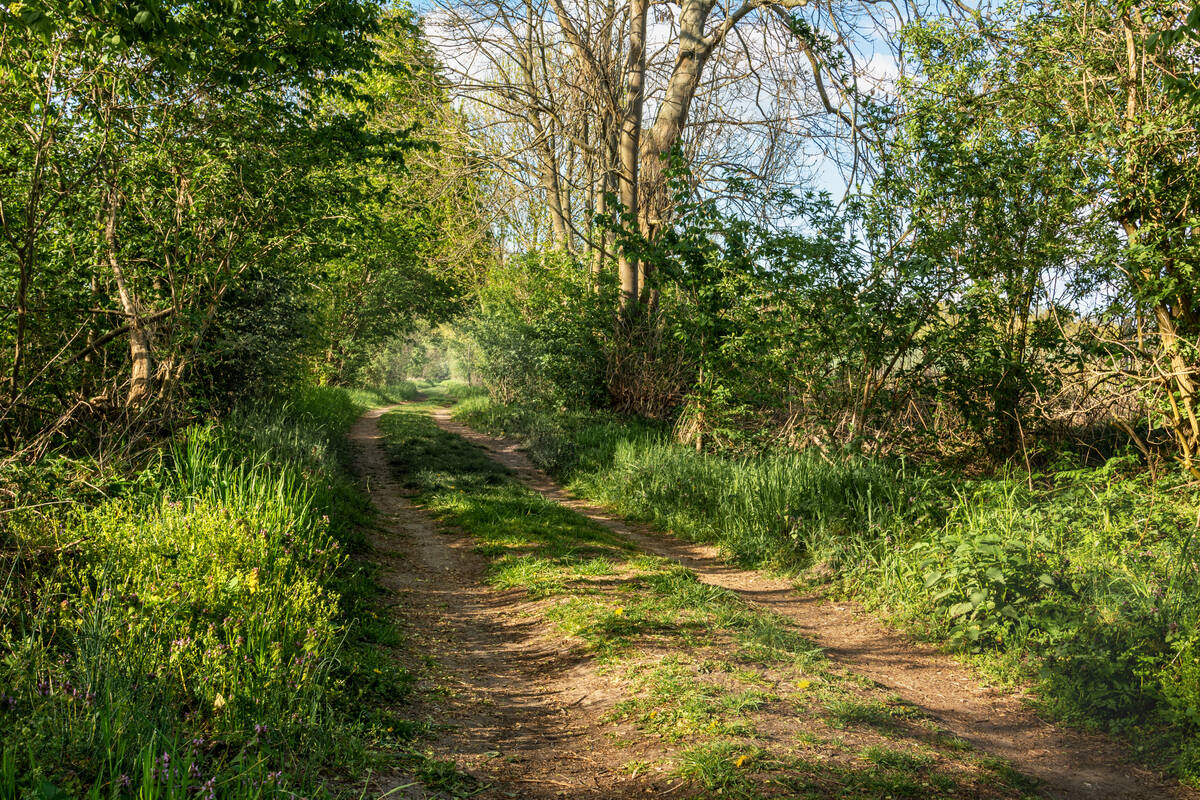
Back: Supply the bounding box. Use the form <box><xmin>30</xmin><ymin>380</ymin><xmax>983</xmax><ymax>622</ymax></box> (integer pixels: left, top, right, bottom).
<box><xmin>637</xmin><ymin>0</ymin><xmax>716</xmax><ymax>245</ymax></box>
<box><xmin>103</xmin><ymin>190</ymin><xmax>153</xmax><ymax>407</ymax></box>
<box><xmin>10</xmin><ymin>78</ymin><xmax>55</xmax><ymax>392</ymax></box>
<box><xmin>618</xmin><ymin>0</ymin><xmax>647</xmax><ymax>309</ymax></box>
<box><xmin>536</xmin><ymin>135</ymin><xmax>572</xmax><ymax>250</ymax></box>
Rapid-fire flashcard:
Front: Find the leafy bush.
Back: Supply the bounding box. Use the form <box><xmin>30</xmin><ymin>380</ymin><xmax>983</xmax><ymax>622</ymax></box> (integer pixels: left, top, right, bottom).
<box><xmin>468</xmin><ymin>251</ymin><xmax>616</xmax><ymax>411</ymax></box>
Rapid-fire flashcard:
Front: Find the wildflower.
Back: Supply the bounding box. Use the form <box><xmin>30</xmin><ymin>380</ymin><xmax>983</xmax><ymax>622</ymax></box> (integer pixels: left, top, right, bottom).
<box><xmin>36</xmin><ymin>680</ymin><xmax>51</xmax><ymax>696</ymax></box>
<box><xmin>614</xmin><ymin>607</ymin><xmax>624</xmax><ymax>616</ymax></box>
<box><xmin>735</xmin><ymin>755</ymin><xmax>749</xmax><ymax>768</ymax></box>
<box><xmin>189</xmin><ymin>762</ymin><xmax>202</xmax><ymax>779</ymax></box>
<box><xmin>254</xmin><ymin>724</ymin><xmax>267</xmax><ymax>735</ymax></box>
<box><xmin>796</xmin><ymin>680</ymin><xmax>812</xmax><ymax>690</ymax></box>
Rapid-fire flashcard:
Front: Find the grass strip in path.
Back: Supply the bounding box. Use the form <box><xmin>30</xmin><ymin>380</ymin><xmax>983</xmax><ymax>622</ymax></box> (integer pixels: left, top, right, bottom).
<box><xmin>427</xmin><ymin>404</ymin><xmax>1194</xmax><ymax>800</ymax></box>
<box><xmin>373</xmin><ymin>404</ymin><xmax>1047</xmax><ymax>800</ymax></box>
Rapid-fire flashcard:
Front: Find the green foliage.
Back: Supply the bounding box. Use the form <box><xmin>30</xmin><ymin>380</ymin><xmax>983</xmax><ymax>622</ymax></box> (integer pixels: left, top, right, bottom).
<box><xmin>0</xmin><ymin>387</ymin><xmax>403</xmax><ymax>796</ymax></box>
<box><xmin>468</xmin><ymin>251</ymin><xmax>616</xmax><ymax>410</ymax></box>
<box><xmin>0</xmin><ymin>0</ymin><xmax>482</xmax><ymax>443</ymax></box>
<box><xmin>879</xmin><ymin>21</ymin><xmax>1106</xmax><ymax>453</ymax></box>
<box><xmin>889</xmin><ymin>1</ymin><xmax>1200</xmax><ymax>461</ymax></box>
<box><xmin>315</xmin><ymin>12</ymin><xmax>491</xmax><ymax>383</ymax></box>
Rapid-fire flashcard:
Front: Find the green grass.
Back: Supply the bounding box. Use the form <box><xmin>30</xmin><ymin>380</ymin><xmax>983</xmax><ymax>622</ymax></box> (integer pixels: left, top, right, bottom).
<box><xmin>375</xmin><ymin>405</ymin><xmax>1041</xmax><ymax>798</ymax></box>
<box><xmin>453</xmin><ymin>395</ymin><xmax>1200</xmax><ymax>781</ymax></box>
<box><xmin>345</xmin><ymin>380</ymin><xmax>420</xmax><ymax>408</ymax></box>
<box><xmin>0</xmin><ymin>386</ymin><xmax>414</xmax><ymax>798</ymax></box>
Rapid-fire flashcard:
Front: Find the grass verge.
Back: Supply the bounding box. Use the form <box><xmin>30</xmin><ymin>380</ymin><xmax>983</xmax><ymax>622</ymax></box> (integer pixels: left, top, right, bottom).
<box><xmin>0</xmin><ymin>387</ymin><xmax>414</xmax><ymax>798</ymax></box>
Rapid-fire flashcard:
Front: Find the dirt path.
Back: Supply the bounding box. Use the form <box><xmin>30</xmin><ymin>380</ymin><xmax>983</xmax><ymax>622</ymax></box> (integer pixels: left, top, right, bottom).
<box><xmin>350</xmin><ymin>406</ymin><xmax>671</xmax><ymax>799</ymax></box>
<box><xmin>431</xmin><ymin>407</ymin><xmax>1193</xmax><ymax>800</ymax></box>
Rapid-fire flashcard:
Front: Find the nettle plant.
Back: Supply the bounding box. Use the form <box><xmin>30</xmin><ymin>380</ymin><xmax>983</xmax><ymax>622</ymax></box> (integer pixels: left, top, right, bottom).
<box><xmin>916</xmin><ymin>484</ymin><xmax>1063</xmax><ymax>650</ymax></box>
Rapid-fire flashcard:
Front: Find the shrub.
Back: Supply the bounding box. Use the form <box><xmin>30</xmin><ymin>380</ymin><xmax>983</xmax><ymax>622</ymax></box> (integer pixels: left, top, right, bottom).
<box><xmin>468</xmin><ymin>251</ymin><xmax>616</xmax><ymax>411</ymax></box>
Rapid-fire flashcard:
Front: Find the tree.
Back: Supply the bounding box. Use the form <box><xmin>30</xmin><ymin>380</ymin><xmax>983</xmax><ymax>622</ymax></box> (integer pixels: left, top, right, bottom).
<box><xmin>1</xmin><ymin>0</ymin><xmax>487</xmax><ymax>449</ymax></box>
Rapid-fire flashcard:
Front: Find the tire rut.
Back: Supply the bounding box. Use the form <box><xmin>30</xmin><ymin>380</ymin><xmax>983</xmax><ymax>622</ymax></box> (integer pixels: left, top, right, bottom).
<box><xmin>350</xmin><ymin>406</ymin><xmax>670</xmax><ymax>799</ymax></box>
<box><xmin>430</xmin><ymin>406</ymin><xmax>1194</xmax><ymax>800</ymax></box>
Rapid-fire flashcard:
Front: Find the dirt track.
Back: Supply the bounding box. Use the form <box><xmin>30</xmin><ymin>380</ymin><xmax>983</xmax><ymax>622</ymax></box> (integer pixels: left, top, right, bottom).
<box><xmin>349</xmin><ymin>402</ymin><xmax>1195</xmax><ymax>799</ymax></box>
<box><xmin>351</xmin><ymin>406</ymin><xmax>671</xmax><ymax>798</ymax></box>
<box><xmin>430</xmin><ymin>407</ymin><xmax>1193</xmax><ymax>800</ymax></box>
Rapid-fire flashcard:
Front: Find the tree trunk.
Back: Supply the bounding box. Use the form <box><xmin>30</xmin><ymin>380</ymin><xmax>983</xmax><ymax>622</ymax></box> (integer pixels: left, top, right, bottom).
<box><xmin>537</xmin><ymin>136</ymin><xmax>572</xmax><ymax>250</ymax></box>
<box><xmin>638</xmin><ymin>0</ymin><xmax>717</xmax><ymax>243</ymax></box>
<box><xmin>618</xmin><ymin>0</ymin><xmax>647</xmax><ymax>309</ymax></box>
<box><xmin>103</xmin><ymin>190</ymin><xmax>153</xmax><ymax>407</ymax></box>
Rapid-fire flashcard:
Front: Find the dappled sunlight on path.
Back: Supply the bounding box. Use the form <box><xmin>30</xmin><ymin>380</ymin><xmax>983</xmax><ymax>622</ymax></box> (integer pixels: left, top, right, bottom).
<box><xmin>433</xmin><ymin>407</ymin><xmax>1193</xmax><ymax>800</ymax></box>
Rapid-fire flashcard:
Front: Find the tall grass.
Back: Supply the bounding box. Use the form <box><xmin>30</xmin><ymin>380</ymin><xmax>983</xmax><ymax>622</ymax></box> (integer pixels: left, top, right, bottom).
<box><xmin>454</xmin><ymin>395</ymin><xmax>1200</xmax><ymax>778</ymax></box>
<box><xmin>0</xmin><ymin>387</ymin><xmax>383</xmax><ymax>798</ymax></box>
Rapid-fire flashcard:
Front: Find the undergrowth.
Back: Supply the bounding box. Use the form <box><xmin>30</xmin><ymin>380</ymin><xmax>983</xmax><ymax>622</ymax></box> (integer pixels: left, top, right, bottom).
<box><xmin>0</xmin><ymin>387</ymin><xmax>414</xmax><ymax>798</ymax></box>
<box><xmin>452</xmin><ymin>394</ymin><xmax>1200</xmax><ymax>780</ymax></box>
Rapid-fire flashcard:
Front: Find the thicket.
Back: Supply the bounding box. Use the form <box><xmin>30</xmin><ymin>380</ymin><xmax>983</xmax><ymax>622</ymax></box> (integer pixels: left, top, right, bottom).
<box><xmin>460</xmin><ymin>0</ymin><xmax>1199</xmax><ymax>467</ymax></box>
<box><xmin>0</xmin><ymin>0</ymin><xmax>487</xmax><ymax>453</ymax></box>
